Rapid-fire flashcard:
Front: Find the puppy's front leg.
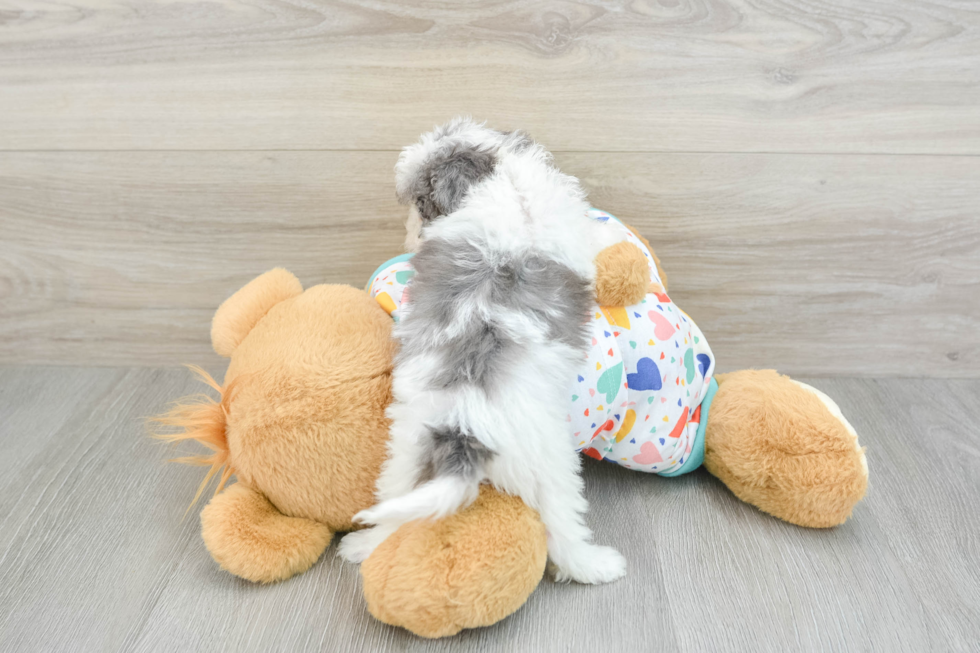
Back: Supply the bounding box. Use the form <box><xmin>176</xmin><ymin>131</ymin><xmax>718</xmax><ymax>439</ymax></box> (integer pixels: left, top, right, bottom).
<box><xmin>534</xmin><ymin>432</ymin><xmax>627</xmax><ymax>584</ymax></box>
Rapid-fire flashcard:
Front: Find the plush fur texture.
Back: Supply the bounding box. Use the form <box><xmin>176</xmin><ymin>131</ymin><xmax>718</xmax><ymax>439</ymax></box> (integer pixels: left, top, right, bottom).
<box><xmin>594</xmin><ymin>241</ymin><xmax>651</xmax><ymax>307</ymax></box>
<box><xmin>623</xmin><ymin>224</ymin><xmax>668</xmax><ymax>291</ymax></box>
<box><xmin>361</xmin><ymin>485</ymin><xmax>548</xmax><ymax>638</ymax></box>
<box><xmin>158</xmin><ymin>270</ymin><xmax>399</xmax><ymax>582</ymax></box>
<box><xmin>157</xmin><ymin>266</ymin><xmax>554</xmax><ymax>626</ymax></box>
<box><xmin>152</xmin><ymin>365</ymin><xmax>236</xmax><ymax>508</ymax></box>
<box><xmin>211</xmin><ymin>267</ymin><xmax>303</xmax><ymax>357</ymax></box>
<box><xmin>704</xmin><ymin>370</ymin><xmax>868</xmax><ymax>528</ymax></box>
<box><xmin>201</xmin><ymin>483</ymin><xmax>333</xmax><ymax>583</ymax></box>
<box><xmin>221</xmin><ymin>282</ymin><xmax>396</xmax><ymax>530</ymax></box>
<box><xmin>348</xmin><ymin>119</ymin><xmax>630</xmax><ymax>585</ymax></box>
<box><xmin>158</xmin><ymin>230</ymin><xmax>868</xmax><ymax>638</ymax></box>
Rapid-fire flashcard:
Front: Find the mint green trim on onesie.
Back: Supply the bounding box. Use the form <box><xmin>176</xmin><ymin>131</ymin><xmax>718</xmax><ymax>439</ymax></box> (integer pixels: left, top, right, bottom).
<box><xmin>365</xmin><ymin>253</ymin><xmax>415</xmax><ymax>292</ymax></box>
<box><xmin>657</xmin><ymin>377</ymin><xmax>717</xmax><ymax>477</ymax></box>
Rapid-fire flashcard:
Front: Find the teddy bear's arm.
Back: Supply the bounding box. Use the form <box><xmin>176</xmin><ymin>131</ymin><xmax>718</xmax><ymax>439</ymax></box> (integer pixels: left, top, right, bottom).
<box><xmin>594</xmin><ymin>241</ymin><xmax>649</xmax><ymax>306</ymax></box>
<box><xmin>623</xmin><ymin>223</ymin><xmax>668</xmax><ymax>292</ymax></box>
<box><xmin>592</xmin><ymin>222</ymin><xmax>667</xmax><ymax>306</ymax></box>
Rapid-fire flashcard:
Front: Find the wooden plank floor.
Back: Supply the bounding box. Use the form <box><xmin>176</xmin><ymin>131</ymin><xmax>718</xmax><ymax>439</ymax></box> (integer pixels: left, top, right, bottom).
<box><xmin>2</xmin><ymin>0</ymin><xmax>979</xmax><ymax>376</ymax></box>
<box><xmin>1</xmin><ymin>367</ymin><xmax>978</xmax><ymax>652</ymax></box>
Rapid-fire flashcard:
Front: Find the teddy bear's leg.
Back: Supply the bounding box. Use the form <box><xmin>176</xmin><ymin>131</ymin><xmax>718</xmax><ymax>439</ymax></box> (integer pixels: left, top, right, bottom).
<box><xmin>360</xmin><ymin>485</ymin><xmax>548</xmax><ymax>638</ymax></box>
<box><xmin>200</xmin><ymin>483</ymin><xmax>333</xmax><ymax>583</ymax></box>
<box><xmin>702</xmin><ymin>369</ymin><xmax>869</xmax><ymax>528</ymax></box>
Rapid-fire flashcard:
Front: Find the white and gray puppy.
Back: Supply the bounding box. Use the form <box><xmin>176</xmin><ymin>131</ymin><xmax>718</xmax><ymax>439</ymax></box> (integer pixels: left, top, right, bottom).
<box><xmin>339</xmin><ymin>118</ymin><xmax>628</xmax><ymax>583</ymax></box>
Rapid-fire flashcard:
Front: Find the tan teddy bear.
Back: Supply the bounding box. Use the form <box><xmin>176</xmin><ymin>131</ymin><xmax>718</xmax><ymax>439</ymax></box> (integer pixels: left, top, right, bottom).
<box><xmin>156</xmin><ymin>234</ymin><xmax>867</xmax><ymax>638</ymax></box>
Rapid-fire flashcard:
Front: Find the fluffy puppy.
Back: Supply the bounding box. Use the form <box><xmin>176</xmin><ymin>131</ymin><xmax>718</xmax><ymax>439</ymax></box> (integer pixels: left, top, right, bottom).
<box><xmin>339</xmin><ymin>118</ymin><xmax>627</xmax><ymax>584</ymax></box>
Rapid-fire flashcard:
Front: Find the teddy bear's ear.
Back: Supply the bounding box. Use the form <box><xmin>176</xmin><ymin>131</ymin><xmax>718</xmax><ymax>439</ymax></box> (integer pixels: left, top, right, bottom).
<box><xmin>211</xmin><ymin>268</ymin><xmax>303</xmax><ymax>357</ymax></box>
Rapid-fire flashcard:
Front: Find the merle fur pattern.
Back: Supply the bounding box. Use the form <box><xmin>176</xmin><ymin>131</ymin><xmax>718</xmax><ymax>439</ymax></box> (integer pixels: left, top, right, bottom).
<box><xmin>342</xmin><ymin>118</ymin><xmax>629</xmax><ymax>585</ymax></box>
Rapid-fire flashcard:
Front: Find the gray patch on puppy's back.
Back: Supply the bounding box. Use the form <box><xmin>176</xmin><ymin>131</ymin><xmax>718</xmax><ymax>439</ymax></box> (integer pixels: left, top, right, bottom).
<box><xmin>401</xmin><ymin>236</ymin><xmax>593</xmax><ymax>392</ymax></box>
<box><xmin>416</xmin><ymin>425</ymin><xmax>495</xmax><ymax>485</ymax></box>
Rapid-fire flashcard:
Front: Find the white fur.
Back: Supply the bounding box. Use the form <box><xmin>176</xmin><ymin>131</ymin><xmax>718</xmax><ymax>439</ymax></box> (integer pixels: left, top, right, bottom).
<box><xmin>403</xmin><ymin>204</ymin><xmax>423</xmax><ymax>253</ymax></box>
<box><xmin>341</xmin><ymin>120</ymin><xmax>628</xmax><ymax>584</ymax></box>
<box><xmin>354</xmin><ymin>476</ymin><xmax>479</xmax><ymax>525</ymax></box>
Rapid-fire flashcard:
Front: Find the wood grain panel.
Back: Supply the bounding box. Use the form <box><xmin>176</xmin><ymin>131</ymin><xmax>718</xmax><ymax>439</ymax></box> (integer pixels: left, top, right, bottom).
<box><xmin>0</xmin><ymin>150</ymin><xmax>405</xmax><ymax>368</ymax></box>
<box><xmin>0</xmin><ymin>0</ymin><xmax>978</xmax><ymax>152</ymax></box>
<box><xmin>1</xmin><ymin>370</ymin><xmax>978</xmax><ymax>650</ymax></box>
<box><xmin>573</xmin><ymin>152</ymin><xmax>980</xmax><ymax>377</ymax></box>
<box><xmin>2</xmin><ymin>151</ymin><xmax>977</xmax><ymax>374</ymax></box>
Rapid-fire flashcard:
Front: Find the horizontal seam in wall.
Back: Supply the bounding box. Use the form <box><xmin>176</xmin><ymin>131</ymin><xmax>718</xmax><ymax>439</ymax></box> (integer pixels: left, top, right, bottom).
<box><xmin>0</xmin><ymin>149</ymin><xmax>979</xmax><ymax>157</ymax></box>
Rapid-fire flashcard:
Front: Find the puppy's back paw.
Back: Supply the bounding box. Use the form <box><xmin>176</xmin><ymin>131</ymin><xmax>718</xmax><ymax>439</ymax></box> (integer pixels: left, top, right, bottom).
<box><xmin>552</xmin><ymin>544</ymin><xmax>626</xmax><ymax>584</ymax></box>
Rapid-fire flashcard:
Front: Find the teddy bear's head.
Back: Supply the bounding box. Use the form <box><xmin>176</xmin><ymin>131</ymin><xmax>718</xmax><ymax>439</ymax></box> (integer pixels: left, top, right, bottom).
<box><xmin>165</xmin><ymin>269</ymin><xmax>396</xmax><ymax>531</ymax></box>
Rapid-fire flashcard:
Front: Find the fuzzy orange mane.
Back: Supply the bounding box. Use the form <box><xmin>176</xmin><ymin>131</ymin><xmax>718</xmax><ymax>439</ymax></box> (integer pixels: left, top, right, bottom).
<box><xmin>150</xmin><ymin>365</ymin><xmax>237</xmax><ymax>509</ymax></box>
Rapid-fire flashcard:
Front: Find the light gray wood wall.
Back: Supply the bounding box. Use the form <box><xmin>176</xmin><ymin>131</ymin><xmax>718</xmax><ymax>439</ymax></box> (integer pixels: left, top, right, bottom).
<box><xmin>1</xmin><ymin>0</ymin><xmax>978</xmax><ymax>375</ymax></box>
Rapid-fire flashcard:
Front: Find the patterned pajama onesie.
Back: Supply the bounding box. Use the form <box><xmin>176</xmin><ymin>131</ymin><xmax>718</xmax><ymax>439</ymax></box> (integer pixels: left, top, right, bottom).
<box><xmin>366</xmin><ymin>209</ymin><xmax>717</xmax><ymax>476</ymax></box>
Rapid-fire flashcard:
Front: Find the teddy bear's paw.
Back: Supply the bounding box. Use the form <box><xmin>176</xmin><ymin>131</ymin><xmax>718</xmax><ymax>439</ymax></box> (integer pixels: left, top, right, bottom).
<box><xmin>338</xmin><ymin>525</ymin><xmax>395</xmax><ymax>563</ymax></box>
<box><xmin>200</xmin><ymin>484</ymin><xmax>333</xmax><ymax>583</ymax></box>
<box><xmin>594</xmin><ymin>241</ymin><xmax>650</xmax><ymax>307</ymax></box>
<box><xmin>552</xmin><ymin>544</ymin><xmax>627</xmax><ymax>585</ymax></box>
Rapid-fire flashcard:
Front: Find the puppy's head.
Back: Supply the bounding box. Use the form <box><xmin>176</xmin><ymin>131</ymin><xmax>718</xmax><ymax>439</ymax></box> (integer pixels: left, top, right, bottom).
<box><xmin>397</xmin><ymin>118</ymin><xmax>530</xmax><ymax>251</ymax></box>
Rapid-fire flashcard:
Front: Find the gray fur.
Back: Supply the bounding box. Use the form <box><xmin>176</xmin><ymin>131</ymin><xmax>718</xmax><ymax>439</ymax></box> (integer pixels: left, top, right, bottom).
<box><xmin>396</xmin><ymin>120</ymin><xmax>541</xmax><ymax>225</ymax></box>
<box><xmin>392</xmin><ymin>119</ymin><xmax>589</xmax><ymax>496</ymax></box>
<box><xmin>416</xmin><ymin>425</ymin><xmax>495</xmax><ymax>485</ymax></box>
<box><xmin>500</xmin><ymin>129</ymin><xmax>534</xmax><ymax>153</ymax></box>
<box><xmin>405</xmin><ymin>144</ymin><xmax>497</xmax><ymax>223</ymax></box>
<box><xmin>432</xmin><ymin>320</ymin><xmax>513</xmax><ymax>391</ymax></box>
<box><xmin>399</xmin><ymin>236</ymin><xmax>593</xmax><ymax>392</ymax></box>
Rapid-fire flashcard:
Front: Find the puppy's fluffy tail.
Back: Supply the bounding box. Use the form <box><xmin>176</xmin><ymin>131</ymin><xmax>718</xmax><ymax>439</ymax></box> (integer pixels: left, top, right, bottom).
<box><xmin>355</xmin><ymin>425</ymin><xmax>494</xmax><ymax>526</ymax></box>
<box><xmin>355</xmin><ymin>475</ymin><xmax>480</xmax><ymax>526</ymax></box>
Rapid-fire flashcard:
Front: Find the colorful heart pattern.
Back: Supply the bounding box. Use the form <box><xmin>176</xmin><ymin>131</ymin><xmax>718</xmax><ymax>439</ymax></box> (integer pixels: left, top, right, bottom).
<box><xmin>596</xmin><ymin>362</ymin><xmax>624</xmax><ymax>403</ymax></box>
<box><xmin>395</xmin><ymin>270</ymin><xmax>415</xmax><ymax>285</ymax></box>
<box><xmin>697</xmin><ymin>353</ymin><xmax>711</xmax><ymax>378</ymax></box>
<box><xmin>647</xmin><ymin>310</ymin><xmax>675</xmax><ymax>340</ymax></box>
<box><xmin>627</xmin><ymin>357</ymin><xmax>662</xmax><ymax>391</ymax></box>
<box><xmin>684</xmin><ymin>348</ymin><xmax>696</xmax><ymax>384</ymax></box>
<box><xmin>632</xmin><ymin>441</ymin><xmax>664</xmax><ymax>465</ymax></box>
<box><xmin>615</xmin><ymin>410</ymin><xmax>636</xmax><ymax>443</ymax></box>
<box><xmin>565</xmin><ymin>211</ymin><xmax>715</xmax><ymax>473</ymax></box>
<box><xmin>366</xmin><ymin>208</ymin><xmax>716</xmax><ymax>475</ymax></box>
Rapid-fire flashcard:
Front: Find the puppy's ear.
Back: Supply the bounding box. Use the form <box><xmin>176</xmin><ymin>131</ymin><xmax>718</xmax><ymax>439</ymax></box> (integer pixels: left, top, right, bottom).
<box><xmin>395</xmin><ymin>122</ymin><xmax>498</xmax><ymax>223</ymax></box>
<box><xmin>425</xmin><ymin>146</ymin><xmax>496</xmax><ymax>221</ymax></box>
